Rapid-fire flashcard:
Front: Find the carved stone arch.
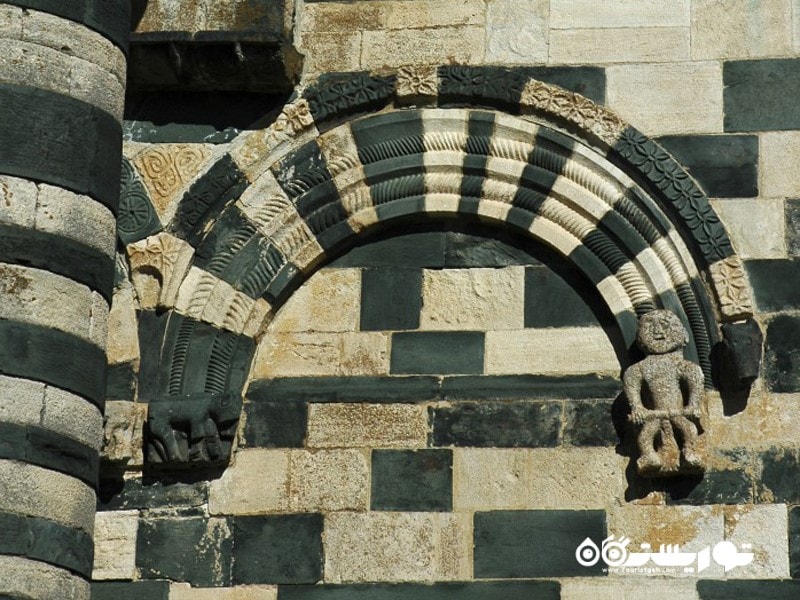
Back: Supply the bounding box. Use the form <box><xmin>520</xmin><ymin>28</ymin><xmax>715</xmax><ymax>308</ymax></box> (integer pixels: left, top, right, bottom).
<box><xmin>136</xmin><ymin>65</ymin><xmax>760</xmax><ymax>468</ymax></box>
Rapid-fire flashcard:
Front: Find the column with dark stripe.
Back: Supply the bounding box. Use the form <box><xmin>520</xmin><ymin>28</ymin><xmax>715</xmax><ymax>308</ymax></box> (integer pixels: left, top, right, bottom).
<box><xmin>0</xmin><ymin>2</ymin><xmax>130</xmax><ymax>598</ymax></box>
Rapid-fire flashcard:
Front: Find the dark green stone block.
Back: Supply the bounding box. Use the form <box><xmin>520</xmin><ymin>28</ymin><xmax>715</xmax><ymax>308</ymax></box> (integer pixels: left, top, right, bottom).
<box><xmin>98</xmin><ymin>477</ymin><xmax>208</xmax><ymax>511</ymax></box>
<box><xmin>351</xmin><ymin>109</ymin><xmax>424</xmax><ymax>168</ymax></box>
<box><xmin>475</xmin><ymin>510</ymin><xmax>606</xmax><ymax>578</ymax></box>
<box><xmin>764</xmin><ymin>315</ymin><xmax>800</xmax><ymax>392</ymax></box>
<box><xmin>304</xmin><ymin>72</ymin><xmax>396</xmax><ymax>129</ymax></box>
<box><xmin>444</xmin><ymin>231</ymin><xmax>540</xmax><ymax>268</ymax></box>
<box><xmin>242</xmin><ymin>401</ymin><xmax>307</xmax><ymax>447</ymax></box>
<box><xmin>0</xmin><ymin>82</ymin><xmax>122</xmax><ymax>213</ymax></box>
<box><xmin>0</xmin><ymin>320</ymin><xmax>106</xmax><ymax>409</ymax></box>
<box><xmin>106</xmin><ymin>362</ymin><xmax>137</xmax><ymax>401</ymax></box>
<box><xmin>515</xmin><ymin>66</ymin><xmax>606</xmax><ymax>104</ymax></box>
<box><xmin>746</xmin><ymin>260</ymin><xmax>800</xmax><ymax>311</ymax></box>
<box><xmin>374</xmin><ymin>196</ymin><xmax>426</xmax><ymax>223</ymax></box>
<box><xmin>135</xmin><ymin>309</ymin><xmax>170</xmax><ymax>400</ymax></box>
<box><xmin>525</xmin><ymin>266</ymin><xmax>601</xmax><ymax>327</ymax></box>
<box><xmin>564</xmin><ymin>399</ymin><xmax>618</xmax><ymax>447</ymax></box>
<box><xmin>137</xmin><ymin>517</ymin><xmax>232</xmax><ymax>586</ymax></box>
<box><xmin>390</xmin><ymin>332</ymin><xmax>484</xmax><ymax>375</ymax></box>
<box><xmin>328</xmin><ymin>231</ymin><xmax>446</xmax><ymax>268</ymax></box>
<box><xmin>117</xmin><ymin>159</ymin><xmax>162</xmax><ymax>246</ymax></box>
<box><xmin>91</xmin><ymin>582</ymin><xmax>169</xmax><ymax>600</ymax></box>
<box><xmin>25</xmin><ymin>425</ymin><xmax>99</xmax><ymax>486</ymax></box>
<box><xmin>656</xmin><ymin>135</ymin><xmax>758</xmax><ymax>197</ymax></box>
<box><xmin>787</xmin><ymin>199</ymin><xmax>800</xmax><ymax>257</ymax></box>
<box><xmin>278</xmin><ymin>582</ymin><xmax>560</xmax><ymax>600</ymax></box>
<box><xmin>666</xmin><ymin>469</ymin><xmax>753</xmax><ymax>505</ymax></box>
<box><xmin>0</xmin><ymin>222</ymin><xmax>114</xmax><ymax>302</ymax></box>
<box><xmin>440</xmin><ymin>374</ymin><xmax>621</xmax><ymax>400</ymax></box>
<box><xmin>724</xmin><ymin>59</ymin><xmax>800</xmax><ymax>131</ymax></box>
<box><xmin>371</xmin><ymin>449</ymin><xmax>452</xmax><ymax>511</ymax></box>
<box><xmin>789</xmin><ymin>506</ymin><xmax>800</xmax><ymax>578</ymax></box>
<box><xmin>232</xmin><ymin>514</ymin><xmax>323</xmax><ymax>584</ymax></box>
<box><xmin>430</xmin><ymin>401</ymin><xmax>561</xmax><ymax>448</ymax></box>
<box><xmin>758</xmin><ymin>447</ymin><xmax>800</xmax><ymax>503</ymax></box>
<box><xmin>697</xmin><ymin>580</ymin><xmax>800</xmax><ymax>600</ymax></box>
<box><xmin>360</xmin><ymin>268</ymin><xmax>422</xmax><ymax>331</ymax></box>
<box><xmin>247</xmin><ymin>376</ymin><xmax>440</xmax><ymax>403</ymax></box>
<box><xmin>367</xmin><ymin>169</ymin><xmax>425</xmax><ymax>205</ymax></box>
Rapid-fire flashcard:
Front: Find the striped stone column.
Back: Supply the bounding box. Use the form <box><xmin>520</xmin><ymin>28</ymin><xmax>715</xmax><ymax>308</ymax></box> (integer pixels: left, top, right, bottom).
<box><xmin>0</xmin><ymin>2</ymin><xmax>130</xmax><ymax>598</ymax></box>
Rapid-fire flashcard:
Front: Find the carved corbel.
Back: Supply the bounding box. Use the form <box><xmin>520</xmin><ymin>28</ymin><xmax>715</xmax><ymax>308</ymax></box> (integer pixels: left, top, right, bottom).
<box><xmin>127</xmin><ymin>232</ymin><xmax>194</xmax><ymax>310</ymax></box>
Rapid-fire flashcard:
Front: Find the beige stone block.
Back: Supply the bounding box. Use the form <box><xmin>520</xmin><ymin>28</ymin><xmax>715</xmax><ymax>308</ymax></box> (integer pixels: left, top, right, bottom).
<box><xmin>0</xmin><ymin>555</ymin><xmax>89</xmax><ymax>600</ymax></box>
<box><xmin>707</xmin><ymin>390</ymin><xmax>800</xmax><ymax>450</ymax></box>
<box><xmin>44</xmin><ymin>386</ymin><xmax>103</xmax><ymax>451</ymax></box>
<box><xmin>0</xmin><ymin>263</ymin><xmax>95</xmax><ymax>342</ymax></box>
<box><xmin>107</xmin><ymin>286</ymin><xmax>141</xmax><ymax>366</ymax></box>
<box><xmin>711</xmin><ymin>199</ymin><xmax>786</xmax><ymax>259</ymax></box>
<box><xmin>0</xmin><ymin>460</ymin><xmax>96</xmax><ymax>534</ymax></box>
<box><xmin>270</xmin><ymin>269</ymin><xmax>360</xmax><ymax>332</ymax></box>
<box><xmin>324</xmin><ymin>512</ymin><xmax>471</xmax><ymax>582</ymax></box>
<box><xmin>453</xmin><ymin>448</ymin><xmax>627</xmax><ymax>510</ymax></box>
<box><xmin>485</xmin><ymin>0</ymin><xmax>548</xmax><ymax>63</ymax></box>
<box><xmin>208</xmin><ymin>449</ymin><xmax>289</xmax><ymax>515</ymax></box>
<box><xmin>252</xmin><ymin>332</ymin><xmax>389</xmax><ymax>378</ymax></box>
<box><xmin>795</xmin><ymin>0</ymin><xmax>800</xmax><ymax>51</ymax></box>
<box><xmin>484</xmin><ymin>327</ymin><xmax>619</xmax><ymax>376</ymax></box>
<box><xmin>419</xmin><ymin>267</ymin><xmax>524</xmax><ymax>331</ymax></box>
<box><xmin>0</xmin><ymin>175</ymin><xmax>36</xmax><ymax>228</ymax></box>
<box><xmin>607</xmin><ymin>505</ymin><xmax>725</xmax><ymax>577</ymax></box>
<box><xmin>606</xmin><ymin>62</ymin><xmax>723</xmax><ymax>135</ymax></box>
<box><xmin>93</xmin><ymin>510</ymin><xmax>138</xmax><ymax>580</ymax></box>
<box><xmin>0</xmin><ymin>5</ymin><xmax>23</xmax><ymax>39</ymax></box>
<box><xmin>299</xmin><ymin>32</ymin><xmax>361</xmax><ymax>77</ymax></box>
<box><xmin>724</xmin><ymin>504</ymin><xmax>789</xmax><ymax>578</ymax></box>
<box><xmin>361</xmin><ymin>27</ymin><xmax>484</xmax><ymax>71</ymax></box>
<box><xmin>0</xmin><ymin>375</ymin><xmax>44</xmax><ymax>427</ymax></box>
<box><xmin>550</xmin><ymin>27</ymin><xmax>690</xmax><ymax>64</ymax></box>
<box><xmin>560</xmin><ymin>579</ymin><xmax>699</xmax><ymax>600</ymax></box>
<box><xmin>761</xmin><ymin>131</ymin><xmax>800</xmax><ymax>197</ymax></box>
<box><xmin>307</xmin><ymin>404</ymin><xmax>428</xmax><ymax>449</ymax></box>
<box><xmin>170</xmin><ymin>584</ymin><xmax>278</xmax><ymax>600</ymax></box>
<box><xmin>288</xmin><ymin>449</ymin><xmax>369</xmax><ymax>511</ymax></box>
<box><xmin>551</xmin><ymin>0</ymin><xmax>690</xmax><ymax>28</ymax></box>
<box><xmin>101</xmin><ymin>401</ymin><xmax>146</xmax><ymax>464</ymax></box>
<box><xmin>692</xmin><ymin>0</ymin><xmax>793</xmax><ymax>60</ymax></box>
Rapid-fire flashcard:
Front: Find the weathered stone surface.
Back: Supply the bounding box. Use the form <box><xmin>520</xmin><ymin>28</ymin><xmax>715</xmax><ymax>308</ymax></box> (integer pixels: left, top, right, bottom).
<box><xmin>453</xmin><ymin>448</ymin><xmax>627</xmax><ymax>510</ymax></box>
<box><xmin>607</xmin><ymin>62</ymin><xmax>723</xmax><ymax>135</ymax></box>
<box><xmin>724</xmin><ymin>504</ymin><xmax>789</xmax><ymax>578</ymax></box>
<box><xmin>107</xmin><ymin>286</ymin><xmax>140</xmax><ymax>366</ymax></box>
<box><xmin>761</xmin><ymin>132</ymin><xmax>800</xmax><ymax>196</ymax></box>
<box><xmin>289</xmin><ymin>449</ymin><xmax>370</xmax><ymax>512</ymax></box>
<box><xmin>560</xmin><ymin>580</ymin><xmax>699</xmax><ymax>600</ymax></box>
<box><xmin>101</xmin><ymin>401</ymin><xmax>145</xmax><ymax>464</ymax></box>
<box><xmin>303</xmin><ymin>0</ymin><xmax>484</xmax><ymax>32</ymax></box>
<box><xmin>787</xmin><ymin>199</ymin><xmax>800</xmax><ymax>257</ymax></box>
<box><xmin>692</xmin><ymin>0</ymin><xmax>792</xmax><ymax>59</ymax></box>
<box><xmin>391</xmin><ymin>331</ymin><xmax>484</xmax><ymax>375</ymax></box>
<box><xmin>360</xmin><ymin>268</ymin><xmax>422</xmax><ymax>331</ymax></box>
<box><xmin>137</xmin><ymin>517</ymin><xmax>232</xmax><ymax>586</ymax></box>
<box><xmin>606</xmin><ymin>505</ymin><xmax>725</xmax><ymax>577</ymax></box>
<box><xmin>372</xmin><ymin>449</ymin><xmax>452</xmax><ymax>512</ymax></box>
<box><xmin>298</xmin><ymin>32</ymin><xmax>361</xmax><ymax>75</ymax></box>
<box><xmin>170</xmin><ymin>584</ymin><xmax>278</xmax><ymax>600</ymax></box>
<box><xmin>697</xmin><ymin>580</ymin><xmax>800</xmax><ymax>600</ymax></box>
<box><xmin>764</xmin><ymin>315</ymin><xmax>800</xmax><ymax>392</ymax></box>
<box><xmin>242</xmin><ymin>401</ymin><xmax>307</xmax><ymax>447</ymax></box>
<box><xmin>98</xmin><ymin>477</ymin><xmax>208</xmax><ymax>511</ymax></box>
<box><xmin>93</xmin><ymin>510</ymin><xmax>138</xmax><ymax>581</ymax></box>
<box><xmin>430</xmin><ymin>401</ymin><xmax>561</xmax><ymax>448</ymax></box>
<box><xmin>550</xmin><ymin>0</ymin><xmax>690</xmax><ymax>28</ymax></box>
<box><xmin>43</xmin><ymin>385</ymin><xmax>103</xmax><ymax>451</ymax></box>
<box><xmin>0</xmin><ymin>374</ymin><xmax>45</xmax><ymax>427</ymax></box>
<box><xmin>127</xmin><ymin>232</ymin><xmax>195</xmax><ymax>310</ymax></box>
<box><xmin>564</xmin><ymin>399</ymin><xmax>618</xmax><ymax>447</ymax></box>
<box><xmin>485</xmin><ymin>0</ymin><xmax>548</xmax><ymax>64</ymax></box>
<box><xmin>247</xmin><ymin>375</ymin><xmax>440</xmax><ymax>404</ymax></box>
<box><xmin>0</xmin><ymin>174</ymin><xmax>36</xmax><ymax>228</ymax></box>
<box><xmin>307</xmin><ymin>403</ymin><xmax>428</xmax><ymax>449</ymax></box>
<box><xmin>525</xmin><ymin>266</ymin><xmax>604</xmax><ymax>327</ymax></box>
<box><xmin>0</xmin><ymin>555</ymin><xmax>90</xmax><ymax>600</ymax></box>
<box><xmin>419</xmin><ymin>267</ymin><xmax>524</xmax><ymax>331</ymax></box>
<box><xmin>551</xmin><ymin>27</ymin><xmax>689</xmax><ymax>64</ymax></box>
<box><xmin>474</xmin><ymin>510</ymin><xmax>606</xmax><ymax>578</ymax></box>
<box><xmin>324</xmin><ymin>512</ymin><xmax>470</xmax><ymax>583</ymax></box>
<box><xmin>252</xmin><ymin>332</ymin><xmax>390</xmax><ymax>378</ymax></box>
<box><xmin>270</xmin><ymin>269</ymin><xmax>360</xmax><ymax>333</ymax></box>
<box><xmin>707</xmin><ymin>390</ymin><xmax>800</xmax><ymax>450</ymax></box>
<box><xmin>667</xmin><ymin>468</ymin><xmax>754</xmax><ymax>505</ymax></box>
<box><xmin>232</xmin><ymin>514</ymin><xmax>323</xmax><ymax>584</ymax></box>
<box><xmin>0</xmin><ymin>460</ymin><xmax>95</xmax><ymax>534</ymax></box>
<box><xmin>209</xmin><ymin>449</ymin><xmax>289</xmax><ymax>515</ymax></box>
<box><xmin>712</xmin><ymin>200</ymin><xmax>785</xmax><ymax>259</ymax></box>
<box><xmin>361</xmin><ymin>27</ymin><xmax>485</xmax><ymax>71</ymax></box>
<box><xmin>724</xmin><ymin>59</ymin><xmax>800</xmax><ymax>132</ymax></box>
<box><xmin>484</xmin><ymin>327</ymin><xmax>618</xmax><ymax>375</ymax></box>
<box><xmin>746</xmin><ymin>259</ymin><xmax>800</xmax><ymax>311</ymax></box>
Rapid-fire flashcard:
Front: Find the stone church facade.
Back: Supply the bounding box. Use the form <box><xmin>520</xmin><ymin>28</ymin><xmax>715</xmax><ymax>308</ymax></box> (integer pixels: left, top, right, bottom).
<box><xmin>1</xmin><ymin>1</ymin><xmax>799</xmax><ymax>599</ymax></box>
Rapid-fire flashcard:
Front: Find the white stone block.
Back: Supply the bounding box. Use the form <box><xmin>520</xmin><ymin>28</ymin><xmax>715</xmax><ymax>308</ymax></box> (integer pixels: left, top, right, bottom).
<box><xmin>170</xmin><ymin>585</ymin><xmax>277</xmax><ymax>600</ymax></box>
<box><xmin>761</xmin><ymin>131</ymin><xmax>800</xmax><ymax>197</ymax></box>
<box><xmin>93</xmin><ymin>510</ymin><xmax>138</xmax><ymax>581</ymax></box>
<box><xmin>0</xmin><ymin>175</ymin><xmax>36</xmax><ymax>228</ymax></box>
<box><xmin>551</xmin><ymin>0</ymin><xmax>690</xmax><ymax>28</ymax></box>
<box><xmin>486</xmin><ymin>0</ymin><xmax>548</xmax><ymax>64</ymax></box>
<box><xmin>724</xmin><ymin>504</ymin><xmax>789</xmax><ymax>579</ymax></box>
<box><xmin>550</xmin><ymin>27</ymin><xmax>690</xmax><ymax>64</ymax></box>
<box><xmin>208</xmin><ymin>449</ymin><xmax>290</xmax><ymax>515</ymax></box>
<box><xmin>361</xmin><ymin>27</ymin><xmax>484</xmax><ymax>71</ymax></box>
<box><xmin>307</xmin><ymin>403</ymin><xmax>428</xmax><ymax>449</ymax></box>
<box><xmin>270</xmin><ymin>269</ymin><xmax>360</xmax><ymax>333</ymax></box>
<box><xmin>288</xmin><ymin>449</ymin><xmax>370</xmax><ymax>511</ymax></box>
<box><xmin>711</xmin><ymin>199</ymin><xmax>786</xmax><ymax>259</ymax></box>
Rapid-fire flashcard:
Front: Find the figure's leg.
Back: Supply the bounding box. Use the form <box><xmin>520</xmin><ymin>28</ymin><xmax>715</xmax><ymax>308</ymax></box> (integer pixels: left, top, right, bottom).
<box><xmin>672</xmin><ymin>416</ymin><xmax>702</xmax><ymax>466</ymax></box>
<box><xmin>637</xmin><ymin>419</ymin><xmax>663</xmax><ymax>470</ymax></box>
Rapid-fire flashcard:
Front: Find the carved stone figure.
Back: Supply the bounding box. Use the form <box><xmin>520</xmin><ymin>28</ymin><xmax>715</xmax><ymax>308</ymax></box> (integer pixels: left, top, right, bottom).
<box><xmin>146</xmin><ymin>392</ymin><xmax>242</xmax><ymax>468</ymax></box>
<box><xmin>623</xmin><ymin>310</ymin><xmax>705</xmax><ymax>477</ymax></box>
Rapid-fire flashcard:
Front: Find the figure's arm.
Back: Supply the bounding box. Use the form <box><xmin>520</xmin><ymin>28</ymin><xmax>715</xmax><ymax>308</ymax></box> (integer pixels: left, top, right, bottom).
<box><xmin>680</xmin><ymin>362</ymin><xmax>704</xmax><ymax>417</ymax></box>
<box><xmin>623</xmin><ymin>366</ymin><xmax>647</xmax><ymax>425</ymax></box>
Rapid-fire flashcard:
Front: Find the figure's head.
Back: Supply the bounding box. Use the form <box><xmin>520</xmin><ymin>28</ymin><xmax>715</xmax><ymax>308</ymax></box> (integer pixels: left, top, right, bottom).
<box><xmin>637</xmin><ymin>310</ymin><xmax>688</xmax><ymax>355</ymax></box>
